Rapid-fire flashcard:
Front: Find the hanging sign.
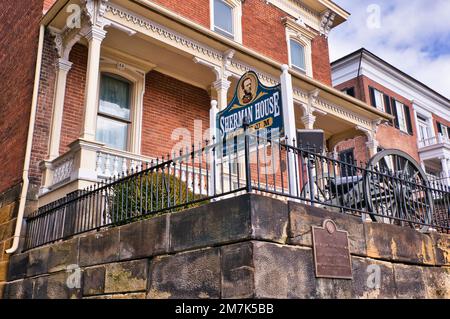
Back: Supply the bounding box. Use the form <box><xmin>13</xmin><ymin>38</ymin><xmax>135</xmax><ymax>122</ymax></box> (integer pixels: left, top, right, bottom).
<box><xmin>216</xmin><ymin>71</ymin><xmax>284</xmax><ymax>141</ymax></box>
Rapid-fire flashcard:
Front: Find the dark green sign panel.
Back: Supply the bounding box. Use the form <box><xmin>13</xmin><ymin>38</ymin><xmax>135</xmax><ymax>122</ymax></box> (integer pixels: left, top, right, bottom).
<box><xmin>217</xmin><ymin>71</ymin><xmax>284</xmax><ymax>140</ymax></box>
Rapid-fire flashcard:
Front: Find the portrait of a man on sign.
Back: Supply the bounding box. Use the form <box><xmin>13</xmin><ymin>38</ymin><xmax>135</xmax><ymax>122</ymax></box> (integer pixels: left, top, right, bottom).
<box><xmin>238</xmin><ymin>73</ymin><xmax>257</xmax><ymax>105</ymax></box>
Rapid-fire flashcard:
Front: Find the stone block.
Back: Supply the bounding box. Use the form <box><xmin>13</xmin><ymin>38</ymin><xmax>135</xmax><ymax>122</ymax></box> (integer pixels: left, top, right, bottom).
<box><xmin>148</xmin><ymin>247</ymin><xmax>221</xmax><ymax>299</ymax></box>
<box><xmin>7</xmin><ymin>252</ymin><xmax>29</xmax><ymax>281</ymax></box>
<box><xmin>79</xmin><ymin>228</ymin><xmax>119</xmax><ymax>266</ymax></box>
<box><xmin>27</xmin><ymin>247</ymin><xmax>50</xmax><ymax>277</ymax></box>
<box><xmin>119</xmin><ymin>215</ymin><xmax>168</xmax><ymax>260</ymax></box>
<box><xmin>82</xmin><ymin>266</ymin><xmax>105</xmax><ymax>296</ymax></box>
<box><xmin>48</xmin><ymin>238</ymin><xmax>79</xmax><ymax>273</ymax></box>
<box><xmin>104</xmin><ymin>260</ymin><xmax>148</xmax><ymax>294</ymax></box>
<box><xmin>252</xmin><ymin>241</ymin><xmax>336</xmax><ymax>298</ymax></box>
<box><xmin>422</xmin><ymin>266</ymin><xmax>450</xmax><ymax>299</ymax></box>
<box><xmin>350</xmin><ymin>256</ymin><xmax>396</xmax><ymax>299</ymax></box>
<box><xmin>33</xmin><ymin>272</ymin><xmax>82</xmax><ymax>299</ymax></box>
<box><xmin>84</xmin><ymin>292</ymin><xmax>146</xmax><ymax>299</ymax></box>
<box><xmin>0</xmin><ymin>202</ymin><xmax>17</xmax><ymax>224</ymax></box>
<box><xmin>393</xmin><ymin>264</ymin><xmax>426</xmax><ymax>299</ymax></box>
<box><xmin>250</xmin><ymin>194</ymin><xmax>289</xmax><ymax>244</ymax></box>
<box><xmin>365</xmin><ymin>223</ymin><xmax>435</xmax><ymax>265</ymax></box>
<box><xmin>0</xmin><ymin>219</ymin><xmax>15</xmax><ymax>242</ymax></box>
<box><xmin>4</xmin><ymin>278</ymin><xmax>33</xmax><ymax>299</ymax></box>
<box><xmin>0</xmin><ymin>261</ymin><xmax>8</xmax><ymax>281</ymax></box>
<box><xmin>288</xmin><ymin>201</ymin><xmax>366</xmax><ymax>256</ymax></box>
<box><xmin>0</xmin><ymin>240</ymin><xmax>12</xmax><ymax>262</ymax></box>
<box><xmin>428</xmin><ymin>232</ymin><xmax>450</xmax><ymax>266</ymax></box>
<box><xmin>169</xmin><ymin>195</ymin><xmax>252</xmax><ymax>252</ymax></box>
<box><xmin>221</xmin><ymin>242</ymin><xmax>254</xmax><ymax>298</ymax></box>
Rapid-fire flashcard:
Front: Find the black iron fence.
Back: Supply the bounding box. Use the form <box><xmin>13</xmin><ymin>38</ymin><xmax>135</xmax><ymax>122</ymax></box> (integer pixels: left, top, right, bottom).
<box><xmin>25</xmin><ymin>130</ymin><xmax>450</xmax><ymax>250</ymax></box>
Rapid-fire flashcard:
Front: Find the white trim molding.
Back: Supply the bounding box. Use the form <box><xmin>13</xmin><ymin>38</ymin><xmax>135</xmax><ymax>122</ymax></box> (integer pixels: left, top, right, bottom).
<box><xmin>283</xmin><ymin>17</ymin><xmax>315</xmax><ymax>77</ymax></box>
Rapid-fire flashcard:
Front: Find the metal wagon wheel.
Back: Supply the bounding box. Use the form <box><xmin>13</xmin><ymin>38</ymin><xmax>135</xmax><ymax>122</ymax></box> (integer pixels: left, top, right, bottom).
<box><xmin>363</xmin><ymin>149</ymin><xmax>433</xmax><ymax>231</ymax></box>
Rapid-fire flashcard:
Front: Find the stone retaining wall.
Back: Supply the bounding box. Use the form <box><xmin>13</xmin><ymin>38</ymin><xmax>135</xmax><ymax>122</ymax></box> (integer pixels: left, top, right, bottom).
<box><xmin>1</xmin><ymin>194</ymin><xmax>449</xmax><ymax>299</ymax></box>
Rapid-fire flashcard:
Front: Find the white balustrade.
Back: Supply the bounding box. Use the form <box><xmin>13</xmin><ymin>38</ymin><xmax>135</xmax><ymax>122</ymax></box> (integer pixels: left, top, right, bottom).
<box><xmin>419</xmin><ymin>135</ymin><xmax>450</xmax><ymax>148</ymax></box>
<box><xmin>52</xmin><ymin>156</ymin><xmax>74</xmax><ymax>185</ymax></box>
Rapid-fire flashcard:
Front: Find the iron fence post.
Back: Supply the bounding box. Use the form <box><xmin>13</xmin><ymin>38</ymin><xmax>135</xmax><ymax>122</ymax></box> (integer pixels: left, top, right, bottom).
<box><xmin>243</xmin><ymin>117</ymin><xmax>252</xmax><ymax>194</ymax></box>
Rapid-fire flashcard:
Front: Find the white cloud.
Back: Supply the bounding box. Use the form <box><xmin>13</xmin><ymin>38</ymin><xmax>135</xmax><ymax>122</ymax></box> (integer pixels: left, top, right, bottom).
<box><xmin>329</xmin><ymin>0</ymin><xmax>450</xmax><ymax>99</ymax></box>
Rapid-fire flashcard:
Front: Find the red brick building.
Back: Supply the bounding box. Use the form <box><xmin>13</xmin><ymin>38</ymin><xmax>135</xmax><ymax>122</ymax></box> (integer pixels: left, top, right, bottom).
<box><xmin>331</xmin><ymin>49</ymin><xmax>450</xmax><ymax>182</ymax></box>
<box><xmin>0</xmin><ymin>0</ymin><xmax>394</xmax><ymax>279</ymax></box>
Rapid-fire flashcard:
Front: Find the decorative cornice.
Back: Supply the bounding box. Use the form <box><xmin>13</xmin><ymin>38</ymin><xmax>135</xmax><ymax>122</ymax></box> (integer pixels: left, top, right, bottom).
<box><xmin>228</xmin><ymin>59</ymin><xmax>279</xmax><ymax>86</ymax></box>
<box><xmin>105</xmin><ymin>3</ymin><xmax>224</xmax><ymax>63</ymax></box>
<box><xmin>82</xmin><ymin>0</ymin><xmax>109</xmax><ymax>28</ymax></box>
<box><xmin>49</xmin><ymin>24</ymin><xmax>85</xmax><ymax>60</ymax></box>
<box><xmin>315</xmin><ymin>98</ymin><xmax>372</xmax><ymax>128</ymax></box>
<box><xmin>266</xmin><ymin>0</ymin><xmax>321</xmax><ymax>32</ymax></box>
<box><xmin>320</xmin><ymin>10</ymin><xmax>336</xmax><ymax>37</ymax></box>
<box><xmin>282</xmin><ymin>16</ymin><xmax>317</xmax><ymax>41</ymax></box>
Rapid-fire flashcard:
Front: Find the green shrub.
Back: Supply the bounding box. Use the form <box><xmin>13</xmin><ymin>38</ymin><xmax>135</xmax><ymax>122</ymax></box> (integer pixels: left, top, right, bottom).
<box><xmin>107</xmin><ymin>171</ymin><xmax>207</xmax><ymax>225</ymax></box>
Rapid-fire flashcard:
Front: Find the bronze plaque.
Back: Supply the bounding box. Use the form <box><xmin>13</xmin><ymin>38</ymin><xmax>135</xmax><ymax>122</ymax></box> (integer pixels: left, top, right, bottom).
<box><xmin>312</xmin><ymin>219</ymin><xmax>353</xmax><ymax>279</ymax></box>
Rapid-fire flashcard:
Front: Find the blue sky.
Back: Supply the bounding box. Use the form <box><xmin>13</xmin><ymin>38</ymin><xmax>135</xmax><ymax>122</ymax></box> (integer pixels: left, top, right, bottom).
<box><xmin>328</xmin><ymin>0</ymin><xmax>450</xmax><ymax>99</ymax></box>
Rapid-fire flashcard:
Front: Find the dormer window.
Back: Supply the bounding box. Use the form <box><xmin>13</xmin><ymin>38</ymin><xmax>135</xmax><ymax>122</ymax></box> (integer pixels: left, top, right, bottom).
<box><xmin>211</xmin><ymin>0</ymin><xmax>242</xmax><ymax>43</ymax></box>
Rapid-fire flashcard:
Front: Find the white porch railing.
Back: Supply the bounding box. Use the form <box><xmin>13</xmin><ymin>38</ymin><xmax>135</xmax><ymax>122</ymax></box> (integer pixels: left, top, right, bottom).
<box><xmin>42</xmin><ymin>139</ymin><xmax>240</xmax><ymax>197</ymax></box>
<box><xmin>418</xmin><ymin>134</ymin><xmax>450</xmax><ymax>148</ymax></box>
<box><xmin>96</xmin><ymin>147</ymin><xmax>153</xmax><ymax>179</ymax></box>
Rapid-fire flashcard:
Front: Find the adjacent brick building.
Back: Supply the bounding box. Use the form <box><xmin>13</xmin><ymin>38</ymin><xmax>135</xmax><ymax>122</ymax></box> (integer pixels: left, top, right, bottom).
<box><xmin>332</xmin><ymin>49</ymin><xmax>450</xmax><ymax>181</ymax></box>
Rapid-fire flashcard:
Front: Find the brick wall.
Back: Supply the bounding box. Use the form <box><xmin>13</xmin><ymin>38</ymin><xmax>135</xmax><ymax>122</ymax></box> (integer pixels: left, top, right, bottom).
<box><xmin>311</xmin><ymin>35</ymin><xmax>332</xmax><ymax>86</ymax></box>
<box><xmin>151</xmin><ymin>0</ymin><xmax>210</xmax><ymax>28</ymax></box>
<box><xmin>0</xmin><ymin>0</ymin><xmax>43</xmax><ymax>193</ymax></box>
<box><xmin>141</xmin><ymin>71</ymin><xmax>211</xmax><ymax>158</ymax></box>
<box><xmin>29</xmin><ymin>32</ymin><xmax>58</xmax><ymax>185</ymax></box>
<box><xmin>242</xmin><ymin>0</ymin><xmax>289</xmax><ymax>64</ymax></box>
<box><xmin>59</xmin><ymin>44</ymin><xmax>88</xmax><ymax>155</ymax></box>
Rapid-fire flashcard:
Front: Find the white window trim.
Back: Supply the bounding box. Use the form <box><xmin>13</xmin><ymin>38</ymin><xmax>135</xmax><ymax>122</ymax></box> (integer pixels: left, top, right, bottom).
<box><xmin>98</xmin><ymin>58</ymin><xmax>146</xmax><ymax>154</ymax></box>
<box><xmin>283</xmin><ymin>17</ymin><xmax>315</xmax><ymax>77</ymax></box>
<box><xmin>210</xmin><ymin>0</ymin><xmax>242</xmax><ymax>43</ymax></box>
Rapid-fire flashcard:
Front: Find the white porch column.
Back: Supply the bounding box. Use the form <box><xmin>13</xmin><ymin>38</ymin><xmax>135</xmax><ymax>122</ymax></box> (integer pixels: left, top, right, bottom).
<box><xmin>366</xmin><ymin>136</ymin><xmax>379</xmax><ymax>157</ymax></box>
<box><xmin>81</xmin><ymin>26</ymin><xmax>107</xmax><ymax>140</ymax></box>
<box><xmin>48</xmin><ymin>58</ymin><xmax>73</xmax><ymax>159</ymax></box>
<box><xmin>301</xmin><ymin>113</ymin><xmax>316</xmax><ymax>130</ymax></box>
<box><xmin>208</xmin><ymin>100</ymin><xmax>219</xmax><ymax>196</ymax></box>
<box><xmin>441</xmin><ymin>157</ymin><xmax>450</xmax><ymax>185</ymax></box>
<box><xmin>280</xmin><ymin>64</ymin><xmax>298</xmax><ymax>196</ymax></box>
<box><xmin>212</xmin><ymin>78</ymin><xmax>231</xmax><ymax>111</ymax></box>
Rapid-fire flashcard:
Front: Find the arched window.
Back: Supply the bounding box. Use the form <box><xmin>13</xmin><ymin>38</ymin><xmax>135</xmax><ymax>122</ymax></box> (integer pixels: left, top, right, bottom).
<box><xmin>96</xmin><ymin>73</ymin><xmax>132</xmax><ymax>150</ymax></box>
<box><xmin>289</xmin><ymin>39</ymin><xmax>306</xmax><ymax>73</ymax></box>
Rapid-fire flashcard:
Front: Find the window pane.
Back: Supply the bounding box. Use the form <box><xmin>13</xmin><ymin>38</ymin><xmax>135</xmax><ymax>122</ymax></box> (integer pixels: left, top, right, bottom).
<box><xmin>290</xmin><ymin>40</ymin><xmax>305</xmax><ymax>71</ymax></box>
<box><xmin>374</xmin><ymin>89</ymin><xmax>385</xmax><ymax>112</ymax></box>
<box><xmin>214</xmin><ymin>0</ymin><xmax>233</xmax><ymax>36</ymax></box>
<box><xmin>395</xmin><ymin>101</ymin><xmax>407</xmax><ymax>132</ymax></box>
<box><xmin>96</xmin><ymin>116</ymin><xmax>128</xmax><ymax>150</ymax></box>
<box><xmin>99</xmin><ymin>74</ymin><xmax>131</xmax><ymax>120</ymax></box>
